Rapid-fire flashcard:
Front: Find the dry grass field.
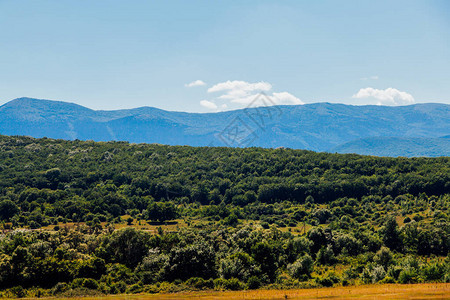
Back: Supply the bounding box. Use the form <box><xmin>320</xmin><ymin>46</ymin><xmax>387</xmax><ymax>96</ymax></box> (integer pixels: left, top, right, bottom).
<box><xmin>49</xmin><ymin>283</ymin><xmax>449</xmax><ymax>300</ymax></box>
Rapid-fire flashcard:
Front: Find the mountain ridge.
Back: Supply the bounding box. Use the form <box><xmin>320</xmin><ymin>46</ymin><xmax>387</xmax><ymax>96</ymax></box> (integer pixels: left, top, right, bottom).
<box><xmin>1</xmin><ymin>97</ymin><xmax>449</xmax><ymax>156</ymax></box>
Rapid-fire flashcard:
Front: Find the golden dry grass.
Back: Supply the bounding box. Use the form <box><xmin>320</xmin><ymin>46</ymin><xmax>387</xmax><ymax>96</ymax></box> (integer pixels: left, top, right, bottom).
<box><xmin>39</xmin><ymin>218</ymin><xmax>195</xmax><ymax>234</ymax></box>
<box><xmin>49</xmin><ymin>283</ymin><xmax>449</xmax><ymax>300</ymax></box>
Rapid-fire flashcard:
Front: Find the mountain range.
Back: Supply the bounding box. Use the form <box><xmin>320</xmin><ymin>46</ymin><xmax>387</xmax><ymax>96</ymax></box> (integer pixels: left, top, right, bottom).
<box><xmin>0</xmin><ymin>97</ymin><xmax>449</xmax><ymax>157</ymax></box>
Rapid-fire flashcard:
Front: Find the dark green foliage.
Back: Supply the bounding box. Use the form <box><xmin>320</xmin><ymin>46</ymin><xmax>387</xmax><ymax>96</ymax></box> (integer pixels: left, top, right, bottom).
<box><xmin>316</xmin><ymin>272</ymin><xmax>340</xmax><ymax>287</ymax></box>
<box><xmin>146</xmin><ymin>202</ymin><xmax>177</xmax><ymax>222</ymax></box>
<box><xmin>380</xmin><ymin>216</ymin><xmax>403</xmax><ymax>251</ymax></box>
<box><xmin>100</xmin><ymin>228</ymin><xmax>150</xmax><ymax>268</ymax></box>
<box><xmin>247</xmin><ymin>276</ymin><xmax>262</xmax><ymax>289</ymax></box>
<box><xmin>219</xmin><ymin>252</ymin><xmax>260</xmax><ymax>282</ymax></box>
<box><xmin>251</xmin><ymin>242</ymin><xmax>278</xmax><ymax>281</ymax></box>
<box><xmin>316</xmin><ymin>245</ymin><xmax>337</xmax><ymax>265</ymax></box>
<box><xmin>165</xmin><ymin>242</ymin><xmax>216</xmax><ymax>281</ymax></box>
<box><xmin>0</xmin><ymin>135</ymin><xmax>448</xmax><ymax>227</ymax></box>
<box><xmin>0</xmin><ymin>200</ymin><xmax>19</xmax><ymax>221</ymax></box>
<box><xmin>185</xmin><ymin>277</ymin><xmax>214</xmax><ymax>290</ymax></box>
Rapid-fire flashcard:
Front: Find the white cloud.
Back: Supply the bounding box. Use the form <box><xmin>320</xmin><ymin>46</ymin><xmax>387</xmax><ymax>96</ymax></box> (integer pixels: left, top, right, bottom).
<box><xmin>208</xmin><ymin>80</ymin><xmax>272</xmax><ymax>93</ymax></box>
<box><xmin>199</xmin><ymin>100</ymin><xmax>217</xmax><ymax>110</ymax></box>
<box><xmin>185</xmin><ymin>80</ymin><xmax>206</xmax><ymax>87</ymax></box>
<box><xmin>352</xmin><ymin>87</ymin><xmax>415</xmax><ymax>105</ymax></box>
<box><xmin>272</xmin><ymin>92</ymin><xmax>304</xmax><ymax>105</ymax></box>
<box><xmin>203</xmin><ymin>80</ymin><xmax>303</xmax><ymax>109</ymax></box>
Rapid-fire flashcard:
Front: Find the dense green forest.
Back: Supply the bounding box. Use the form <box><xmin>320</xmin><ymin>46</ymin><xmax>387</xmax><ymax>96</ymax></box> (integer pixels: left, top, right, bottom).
<box><xmin>0</xmin><ymin>135</ymin><xmax>448</xmax><ymax>297</ymax></box>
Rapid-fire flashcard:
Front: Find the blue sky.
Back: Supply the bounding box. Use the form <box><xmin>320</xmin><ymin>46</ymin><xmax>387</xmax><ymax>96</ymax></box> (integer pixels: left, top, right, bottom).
<box><xmin>0</xmin><ymin>0</ymin><xmax>449</xmax><ymax>112</ymax></box>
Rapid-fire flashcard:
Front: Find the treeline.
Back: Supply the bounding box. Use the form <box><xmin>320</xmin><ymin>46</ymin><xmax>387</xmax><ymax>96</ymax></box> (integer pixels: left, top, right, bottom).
<box><xmin>0</xmin><ymin>222</ymin><xmax>449</xmax><ymax>298</ymax></box>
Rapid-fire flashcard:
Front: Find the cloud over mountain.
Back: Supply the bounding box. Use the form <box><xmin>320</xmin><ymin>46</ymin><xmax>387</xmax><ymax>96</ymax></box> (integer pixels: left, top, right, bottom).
<box><xmin>201</xmin><ymin>80</ymin><xmax>303</xmax><ymax>110</ymax></box>
<box><xmin>353</xmin><ymin>87</ymin><xmax>415</xmax><ymax>105</ymax></box>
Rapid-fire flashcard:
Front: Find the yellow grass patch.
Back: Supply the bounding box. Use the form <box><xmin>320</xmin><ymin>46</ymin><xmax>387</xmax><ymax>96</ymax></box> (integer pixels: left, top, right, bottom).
<box><xmin>49</xmin><ymin>283</ymin><xmax>449</xmax><ymax>300</ymax></box>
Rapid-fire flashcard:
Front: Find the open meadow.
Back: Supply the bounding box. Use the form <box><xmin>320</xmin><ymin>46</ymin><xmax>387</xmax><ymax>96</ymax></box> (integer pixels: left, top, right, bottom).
<box><xmin>49</xmin><ymin>284</ymin><xmax>449</xmax><ymax>300</ymax></box>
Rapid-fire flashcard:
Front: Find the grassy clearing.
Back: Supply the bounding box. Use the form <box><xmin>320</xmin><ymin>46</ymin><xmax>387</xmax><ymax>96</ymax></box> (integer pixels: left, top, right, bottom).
<box><xmin>48</xmin><ymin>283</ymin><xmax>450</xmax><ymax>300</ymax></box>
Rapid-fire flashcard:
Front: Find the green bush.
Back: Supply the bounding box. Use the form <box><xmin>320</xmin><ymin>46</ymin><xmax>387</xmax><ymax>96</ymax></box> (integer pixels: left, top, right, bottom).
<box><xmin>127</xmin><ymin>283</ymin><xmax>143</xmax><ymax>294</ymax></box>
<box><xmin>10</xmin><ymin>286</ymin><xmax>26</xmax><ymax>298</ymax></box>
<box><xmin>71</xmin><ymin>278</ymin><xmax>99</xmax><ymax>290</ymax></box>
<box><xmin>185</xmin><ymin>277</ymin><xmax>214</xmax><ymax>290</ymax></box>
<box><xmin>316</xmin><ymin>276</ymin><xmax>333</xmax><ymax>287</ymax></box>
<box><xmin>420</xmin><ymin>263</ymin><xmax>445</xmax><ymax>281</ymax></box>
<box><xmin>379</xmin><ymin>276</ymin><xmax>395</xmax><ymax>284</ymax></box>
<box><xmin>247</xmin><ymin>276</ymin><xmax>262</xmax><ymax>289</ymax></box>
<box><xmin>214</xmin><ymin>278</ymin><xmax>246</xmax><ymax>290</ymax></box>
<box><xmin>316</xmin><ymin>272</ymin><xmax>340</xmax><ymax>287</ymax></box>
<box><xmin>288</xmin><ymin>254</ymin><xmax>313</xmax><ymax>280</ymax></box>
<box><xmin>398</xmin><ymin>268</ymin><xmax>418</xmax><ymax>284</ymax></box>
<box><xmin>52</xmin><ymin>282</ymin><xmax>69</xmax><ymax>295</ymax></box>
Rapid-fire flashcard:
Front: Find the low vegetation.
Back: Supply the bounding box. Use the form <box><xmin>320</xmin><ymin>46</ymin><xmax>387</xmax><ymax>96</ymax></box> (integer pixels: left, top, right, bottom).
<box><xmin>0</xmin><ymin>135</ymin><xmax>448</xmax><ymax>298</ymax></box>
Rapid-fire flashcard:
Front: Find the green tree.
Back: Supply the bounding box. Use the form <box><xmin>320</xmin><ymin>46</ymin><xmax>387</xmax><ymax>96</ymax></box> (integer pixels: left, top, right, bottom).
<box><xmin>0</xmin><ymin>200</ymin><xmax>19</xmax><ymax>221</ymax></box>
<box><xmin>102</xmin><ymin>228</ymin><xmax>150</xmax><ymax>268</ymax></box>
<box><xmin>380</xmin><ymin>216</ymin><xmax>402</xmax><ymax>251</ymax></box>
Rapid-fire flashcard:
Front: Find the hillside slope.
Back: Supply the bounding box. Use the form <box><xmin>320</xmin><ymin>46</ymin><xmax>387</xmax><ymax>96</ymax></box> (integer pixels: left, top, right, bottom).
<box><xmin>331</xmin><ymin>136</ymin><xmax>450</xmax><ymax>157</ymax></box>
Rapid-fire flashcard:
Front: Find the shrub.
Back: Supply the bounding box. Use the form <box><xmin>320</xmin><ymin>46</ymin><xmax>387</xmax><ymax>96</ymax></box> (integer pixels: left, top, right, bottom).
<box><xmin>371</xmin><ymin>265</ymin><xmax>387</xmax><ymax>283</ymax></box>
<box><xmin>127</xmin><ymin>283</ymin><xmax>143</xmax><ymax>294</ymax></box>
<box><xmin>136</xmin><ymin>249</ymin><xmax>168</xmax><ymax>284</ymax></box>
<box><xmin>316</xmin><ymin>245</ymin><xmax>337</xmax><ymax>265</ymax></box>
<box><xmin>317</xmin><ymin>272</ymin><xmax>340</xmax><ymax>287</ymax></box>
<box><xmin>379</xmin><ymin>276</ymin><xmax>395</xmax><ymax>284</ymax></box>
<box><xmin>247</xmin><ymin>276</ymin><xmax>262</xmax><ymax>289</ymax></box>
<box><xmin>421</xmin><ymin>263</ymin><xmax>445</xmax><ymax>281</ymax></box>
<box><xmin>82</xmin><ymin>278</ymin><xmax>99</xmax><ymax>290</ymax></box>
<box><xmin>214</xmin><ymin>278</ymin><xmax>246</xmax><ymax>290</ymax></box>
<box><xmin>316</xmin><ymin>276</ymin><xmax>333</xmax><ymax>287</ymax></box>
<box><xmin>398</xmin><ymin>268</ymin><xmax>418</xmax><ymax>284</ymax></box>
<box><xmin>218</xmin><ymin>252</ymin><xmax>260</xmax><ymax>282</ymax></box>
<box><xmin>387</xmin><ymin>265</ymin><xmax>403</xmax><ymax>281</ymax></box>
<box><xmin>165</xmin><ymin>243</ymin><xmax>216</xmax><ymax>281</ymax></box>
<box><xmin>288</xmin><ymin>254</ymin><xmax>313</xmax><ymax>280</ymax></box>
<box><xmin>374</xmin><ymin>247</ymin><xmax>394</xmax><ymax>270</ymax></box>
<box><xmin>185</xmin><ymin>277</ymin><xmax>214</xmax><ymax>290</ymax></box>
<box><xmin>109</xmin><ymin>281</ymin><xmax>127</xmax><ymax>294</ymax></box>
<box><xmin>72</xmin><ymin>278</ymin><xmax>99</xmax><ymax>290</ymax></box>
<box><xmin>10</xmin><ymin>286</ymin><xmax>26</xmax><ymax>298</ymax></box>
<box><xmin>52</xmin><ymin>282</ymin><xmax>69</xmax><ymax>295</ymax></box>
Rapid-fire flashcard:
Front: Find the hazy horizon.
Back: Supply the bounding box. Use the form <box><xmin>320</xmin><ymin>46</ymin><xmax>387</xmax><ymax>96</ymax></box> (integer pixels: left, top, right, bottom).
<box><xmin>1</xmin><ymin>1</ymin><xmax>449</xmax><ymax>112</ymax></box>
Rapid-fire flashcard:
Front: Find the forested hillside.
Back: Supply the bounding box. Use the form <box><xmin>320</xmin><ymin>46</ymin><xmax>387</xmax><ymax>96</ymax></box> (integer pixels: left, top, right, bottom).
<box><xmin>0</xmin><ymin>135</ymin><xmax>448</xmax><ymax>297</ymax></box>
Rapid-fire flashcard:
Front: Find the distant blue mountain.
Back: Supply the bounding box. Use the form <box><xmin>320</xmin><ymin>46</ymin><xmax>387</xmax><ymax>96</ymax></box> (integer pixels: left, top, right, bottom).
<box><xmin>330</xmin><ymin>136</ymin><xmax>450</xmax><ymax>157</ymax></box>
<box><xmin>0</xmin><ymin>97</ymin><xmax>449</xmax><ymax>156</ymax></box>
